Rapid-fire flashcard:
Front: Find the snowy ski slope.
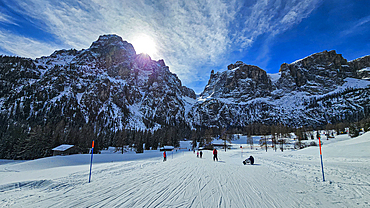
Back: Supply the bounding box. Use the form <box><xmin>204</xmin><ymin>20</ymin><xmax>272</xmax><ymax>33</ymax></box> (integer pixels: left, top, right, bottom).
<box><xmin>1</xmin><ymin>133</ymin><xmax>370</xmax><ymax>207</ymax></box>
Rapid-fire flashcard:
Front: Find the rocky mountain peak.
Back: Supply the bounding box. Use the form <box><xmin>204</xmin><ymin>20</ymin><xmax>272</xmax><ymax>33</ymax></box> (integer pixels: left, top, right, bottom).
<box><xmin>0</xmin><ymin>34</ymin><xmax>197</xmax><ymax>134</ymax></box>
<box><xmin>76</xmin><ymin>34</ymin><xmax>136</xmax><ymax>68</ymax></box>
<box><xmin>276</xmin><ymin>50</ymin><xmax>357</xmax><ymax>94</ymax></box>
<box><xmin>200</xmin><ymin>61</ymin><xmax>271</xmax><ymax>101</ymax></box>
<box><xmin>295</xmin><ymin>50</ymin><xmax>347</xmax><ymax>69</ymax></box>
<box><xmin>227</xmin><ymin>61</ymin><xmax>244</xmax><ymax>70</ymax></box>
<box><xmin>349</xmin><ymin>54</ymin><xmax>370</xmax><ymax>70</ymax></box>
<box><xmin>90</xmin><ymin>34</ymin><xmax>134</xmax><ymax>51</ymax></box>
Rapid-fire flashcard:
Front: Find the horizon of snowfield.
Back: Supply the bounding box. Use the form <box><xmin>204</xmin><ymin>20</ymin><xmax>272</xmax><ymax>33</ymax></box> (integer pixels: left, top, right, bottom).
<box><xmin>1</xmin><ymin>132</ymin><xmax>370</xmax><ymax>207</ymax></box>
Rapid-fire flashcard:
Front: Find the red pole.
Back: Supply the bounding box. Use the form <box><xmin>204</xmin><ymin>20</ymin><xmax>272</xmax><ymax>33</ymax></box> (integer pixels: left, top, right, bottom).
<box><xmin>318</xmin><ymin>135</ymin><xmax>325</xmax><ymax>182</ymax></box>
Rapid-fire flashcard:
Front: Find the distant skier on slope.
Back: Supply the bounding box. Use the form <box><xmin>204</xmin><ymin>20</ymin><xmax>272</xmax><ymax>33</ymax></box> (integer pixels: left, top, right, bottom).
<box><xmin>213</xmin><ymin>149</ymin><xmax>218</xmax><ymax>161</ymax></box>
<box><xmin>200</xmin><ymin>150</ymin><xmax>203</xmax><ymax>158</ymax></box>
<box><xmin>243</xmin><ymin>155</ymin><xmax>254</xmax><ymax>165</ymax></box>
<box><xmin>163</xmin><ymin>151</ymin><xmax>167</xmax><ymax>162</ymax></box>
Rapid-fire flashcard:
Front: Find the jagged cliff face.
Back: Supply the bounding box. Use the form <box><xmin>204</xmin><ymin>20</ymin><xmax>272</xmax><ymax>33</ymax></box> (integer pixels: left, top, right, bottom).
<box><xmin>0</xmin><ymin>35</ymin><xmax>196</xmax><ymax>132</ymax></box>
<box><xmin>350</xmin><ymin>55</ymin><xmax>370</xmax><ymax>79</ymax></box>
<box><xmin>201</xmin><ymin>61</ymin><xmax>272</xmax><ymax>101</ymax></box>
<box><xmin>190</xmin><ymin>50</ymin><xmax>370</xmax><ymax>128</ymax></box>
<box><xmin>276</xmin><ymin>50</ymin><xmax>356</xmax><ymax>94</ymax></box>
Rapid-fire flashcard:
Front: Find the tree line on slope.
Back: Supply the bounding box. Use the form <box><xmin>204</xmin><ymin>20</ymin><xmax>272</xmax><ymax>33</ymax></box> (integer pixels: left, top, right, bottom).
<box><xmin>0</xmin><ymin>115</ymin><xmax>191</xmax><ymax>159</ymax></box>
<box><xmin>1</xmin><ymin>114</ymin><xmax>369</xmax><ymax>160</ymax></box>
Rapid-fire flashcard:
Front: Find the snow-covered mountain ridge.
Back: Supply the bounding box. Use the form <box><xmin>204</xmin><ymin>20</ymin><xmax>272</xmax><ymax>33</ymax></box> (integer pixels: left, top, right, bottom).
<box><xmin>0</xmin><ymin>35</ymin><xmax>196</xmax><ymax>134</ymax></box>
<box><xmin>191</xmin><ymin>50</ymin><xmax>370</xmax><ymax>128</ymax></box>
<box><xmin>1</xmin><ymin>35</ymin><xmax>370</xmax><ymax>133</ymax></box>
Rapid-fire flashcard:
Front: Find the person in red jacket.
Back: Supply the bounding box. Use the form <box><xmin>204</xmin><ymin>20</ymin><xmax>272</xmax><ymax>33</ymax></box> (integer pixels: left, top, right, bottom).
<box><xmin>213</xmin><ymin>149</ymin><xmax>218</xmax><ymax>161</ymax></box>
<box><xmin>163</xmin><ymin>151</ymin><xmax>167</xmax><ymax>162</ymax></box>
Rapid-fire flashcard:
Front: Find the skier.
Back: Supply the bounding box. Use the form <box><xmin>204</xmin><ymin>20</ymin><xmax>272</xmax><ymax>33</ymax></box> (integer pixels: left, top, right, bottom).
<box><xmin>197</xmin><ymin>151</ymin><xmax>199</xmax><ymax>158</ymax></box>
<box><xmin>243</xmin><ymin>155</ymin><xmax>254</xmax><ymax>165</ymax></box>
<box><xmin>163</xmin><ymin>151</ymin><xmax>167</xmax><ymax>162</ymax></box>
<box><xmin>249</xmin><ymin>155</ymin><xmax>254</xmax><ymax>165</ymax></box>
<box><xmin>213</xmin><ymin>148</ymin><xmax>218</xmax><ymax>161</ymax></box>
<box><xmin>200</xmin><ymin>150</ymin><xmax>203</xmax><ymax>158</ymax></box>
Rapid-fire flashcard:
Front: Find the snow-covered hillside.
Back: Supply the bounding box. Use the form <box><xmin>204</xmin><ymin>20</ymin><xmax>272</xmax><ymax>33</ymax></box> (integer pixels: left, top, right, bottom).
<box><xmin>1</xmin><ymin>132</ymin><xmax>369</xmax><ymax>207</ymax></box>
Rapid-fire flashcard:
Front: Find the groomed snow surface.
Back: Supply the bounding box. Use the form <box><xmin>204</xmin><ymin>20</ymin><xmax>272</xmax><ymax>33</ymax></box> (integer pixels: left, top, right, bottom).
<box><xmin>1</xmin><ymin>133</ymin><xmax>370</xmax><ymax>207</ymax></box>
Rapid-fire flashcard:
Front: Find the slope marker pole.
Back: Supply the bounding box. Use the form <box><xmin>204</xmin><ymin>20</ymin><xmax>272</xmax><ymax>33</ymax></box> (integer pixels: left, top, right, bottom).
<box><xmin>89</xmin><ymin>140</ymin><xmax>94</xmax><ymax>183</ymax></box>
<box><xmin>318</xmin><ymin>135</ymin><xmax>325</xmax><ymax>182</ymax></box>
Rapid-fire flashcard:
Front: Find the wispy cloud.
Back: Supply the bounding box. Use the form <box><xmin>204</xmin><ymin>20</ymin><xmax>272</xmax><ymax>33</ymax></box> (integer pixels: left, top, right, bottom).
<box><xmin>0</xmin><ymin>0</ymin><xmax>321</xmax><ymax>91</ymax></box>
<box><xmin>0</xmin><ymin>6</ymin><xmax>20</xmax><ymax>26</ymax></box>
<box><xmin>0</xmin><ymin>13</ymin><xmax>15</xmax><ymax>25</ymax></box>
<box><xmin>340</xmin><ymin>15</ymin><xmax>370</xmax><ymax>37</ymax></box>
<box><xmin>0</xmin><ymin>30</ymin><xmax>59</xmax><ymax>58</ymax></box>
<box><xmin>233</xmin><ymin>0</ymin><xmax>321</xmax><ymax>48</ymax></box>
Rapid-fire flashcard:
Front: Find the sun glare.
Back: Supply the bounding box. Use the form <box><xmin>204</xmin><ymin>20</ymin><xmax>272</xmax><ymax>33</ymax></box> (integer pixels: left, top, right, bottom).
<box><xmin>131</xmin><ymin>34</ymin><xmax>157</xmax><ymax>57</ymax></box>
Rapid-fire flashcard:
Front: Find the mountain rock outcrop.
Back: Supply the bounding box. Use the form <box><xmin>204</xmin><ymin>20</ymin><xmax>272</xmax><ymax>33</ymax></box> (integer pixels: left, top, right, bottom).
<box><xmin>201</xmin><ymin>61</ymin><xmax>272</xmax><ymax>101</ymax></box>
<box><xmin>190</xmin><ymin>50</ymin><xmax>370</xmax><ymax>128</ymax></box>
<box><xmin>276</xmin><ymin>50</ymin><xmax>357</xmax><ymax>94</ymax></box>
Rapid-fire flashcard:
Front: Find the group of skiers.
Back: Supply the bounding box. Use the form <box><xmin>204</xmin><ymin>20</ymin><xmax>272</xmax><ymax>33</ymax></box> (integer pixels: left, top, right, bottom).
<box><xmin>163</xmin><ymin>148</ymin><xmax>254</xmax><ymax>165</ymax></box>
<box><xmin>196</xmin><ymin>150</ymin><xmax>203</xmax><ymax>158</ymax></box>
<box><xmin>194</xmin><ymin>149</ymin><xmax>217</xmax><ymax>161</ymax></box>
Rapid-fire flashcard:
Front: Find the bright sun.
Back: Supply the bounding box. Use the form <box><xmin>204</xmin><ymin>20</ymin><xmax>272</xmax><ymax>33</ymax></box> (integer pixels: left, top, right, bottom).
<box><xmin>131</xmin><ymin>34</ymin><xmax>157</xmax><ymax>56</ymax></box>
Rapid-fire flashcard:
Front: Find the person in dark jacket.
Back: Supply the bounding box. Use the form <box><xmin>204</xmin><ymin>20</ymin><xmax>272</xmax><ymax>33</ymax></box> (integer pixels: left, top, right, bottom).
<box><xmin>248</xmin><ymin>155</ymin><xmax>254</xmax><ymax>165</ymax></box>
<box><xmin>243</xmin><ymin>155</ymin><xmax>254</xmax><ymax>165</ymax></box>
<box><xmin>200</xmin><ymin>150</ymin><xmax>203</xmax><ymax>158</ymax></box>
<box><xmin>213</xmin><ymin>149</ymin><xmax>218</xmax><ymax>161</ymax></box>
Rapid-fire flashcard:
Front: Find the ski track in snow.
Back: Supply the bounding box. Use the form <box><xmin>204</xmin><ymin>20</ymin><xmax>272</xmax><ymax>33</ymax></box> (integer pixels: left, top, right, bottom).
<box><xmin>259</xmin><ymin>156</ymin><xmax>370</xmax><ymax>207</ymax></box>
<box><xmin>1</xmin><ymin>134</ymin><xmax>370</xmax><ymax>207</ymax></box>
<box><xmin>0</xmin><ymin>153</ymin><xmax>303</xmax><ymax>208</ymax></box>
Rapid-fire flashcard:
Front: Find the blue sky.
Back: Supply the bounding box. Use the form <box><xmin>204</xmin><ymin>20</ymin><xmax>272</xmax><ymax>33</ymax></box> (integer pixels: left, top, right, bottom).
<box><xmin>0</xmin><ymin>0</ymin><xmax>369</xmax><ymax>94</ymax></box>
